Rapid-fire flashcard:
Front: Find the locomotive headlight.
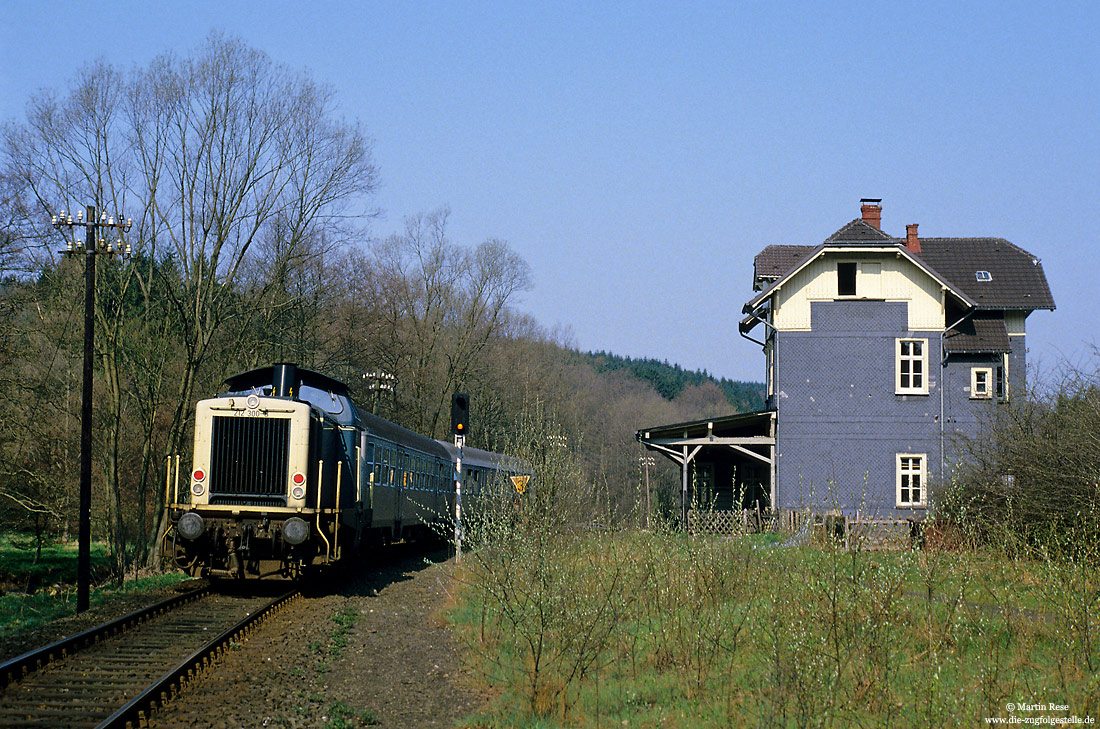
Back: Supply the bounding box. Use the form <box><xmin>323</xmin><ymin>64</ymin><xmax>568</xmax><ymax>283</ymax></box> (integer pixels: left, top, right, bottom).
<box><xmin>283</xmin><ymin>517</ymin><xmax>309</xmax><ymax>545</ymax></box>
<box><xmin>246</xmin><ymin>394</ymin><xmax>261</xmax><ymax>410</ymax></box>
<box><xmin>191</xmin><ymin>482</ymin><xmax>205</xmax><ymax>496</ymax></box>
<box><xmin>178</xmin><ymin>511</ymin><xmax>204</xmax><ymax>540</ymax></box>
<box><xmin>291</xmin><ymin>486</ymin><xmax>305</xmax><ymax>500</ymax></box>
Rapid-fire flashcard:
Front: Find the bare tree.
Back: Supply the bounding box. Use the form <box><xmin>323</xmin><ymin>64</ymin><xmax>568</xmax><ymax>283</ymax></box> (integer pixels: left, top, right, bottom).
<box><xmin>367</xmin><ymin>208</ymin><xmax>532</xmax><ymax>437</ymax></box>
<box><xmin>1</xmin><ymin>33</ymin><xmax>378</xmax><ymax>572</ymax></box>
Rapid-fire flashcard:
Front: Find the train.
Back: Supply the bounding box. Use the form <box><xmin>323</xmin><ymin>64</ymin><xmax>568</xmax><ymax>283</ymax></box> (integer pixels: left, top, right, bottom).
<box><xmin>163</xmin><ymin>363</ymin><xmax>524</xmax><ymax>579</ymax></box>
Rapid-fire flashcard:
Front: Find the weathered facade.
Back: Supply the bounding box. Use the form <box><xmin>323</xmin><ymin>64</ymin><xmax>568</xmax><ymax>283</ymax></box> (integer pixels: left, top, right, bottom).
<box><xmin>638</xmin><ymin>200</ymin><xmax>1054</xmax><ymax>522</ymax></box>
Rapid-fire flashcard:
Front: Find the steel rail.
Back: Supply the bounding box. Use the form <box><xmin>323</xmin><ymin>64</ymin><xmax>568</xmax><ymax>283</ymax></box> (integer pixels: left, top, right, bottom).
<box><xmin>97</xmin><ymin>588</ymin><xmax>300</xmax><ymax>729</ymax></box>
<box><xmin>0</xmin><ymin>584</ymin><xmax>209</xmax><ymax>689</ymax></box>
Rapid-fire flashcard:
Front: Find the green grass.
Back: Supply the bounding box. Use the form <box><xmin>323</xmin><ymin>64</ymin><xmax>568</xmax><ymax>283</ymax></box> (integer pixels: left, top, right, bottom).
<box><xmin>325</xmin><ymin>701</ymin><xmax>379</xmax><ymax>728</ymax></box>
<box><xmin>0</xmin><ymin>533</ymin><xmax>111</xmax><ymax>588</ymax></box>
<box><xmin>0</xmin><ymin>533</ymin><xmax>189</xmax><ymax>640</ymax></box>
<box><xmin>450</xmin><ymin>528</ymin><xmax>1100</xmax><ymax>728</ymax></box>
<box><xmin>0</xmin><ymin>571</ymin><xmax>191</xmax><ymax>639</ymax></box>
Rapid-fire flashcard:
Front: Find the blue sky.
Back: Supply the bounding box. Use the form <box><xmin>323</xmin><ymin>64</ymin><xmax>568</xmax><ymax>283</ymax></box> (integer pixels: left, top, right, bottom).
<box><xmin>2</xmin><ymin>1</ymin><xmax>1096</xmax><ymax>382</ymax></box>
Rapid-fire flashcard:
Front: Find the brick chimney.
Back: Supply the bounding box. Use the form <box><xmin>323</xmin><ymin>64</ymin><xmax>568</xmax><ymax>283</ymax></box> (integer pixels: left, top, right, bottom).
<box><xmin>860</xmin><ymin>198</ymin><xmax>882</xmax><ymax>229</ymax></box>
<box><xmin>906</xmin><ymin>223</ymin><xmax>921</xmax><ymax>254</ymax></box>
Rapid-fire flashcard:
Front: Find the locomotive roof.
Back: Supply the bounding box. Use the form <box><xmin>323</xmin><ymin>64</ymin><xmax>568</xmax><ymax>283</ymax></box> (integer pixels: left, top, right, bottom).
<box><xmin>223</xmin><ymin>365</ymin><xmax>350</xmax><ymax>396</ymax></box>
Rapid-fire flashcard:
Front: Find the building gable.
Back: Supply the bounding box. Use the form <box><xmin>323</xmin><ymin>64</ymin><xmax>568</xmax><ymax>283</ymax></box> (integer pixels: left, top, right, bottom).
<box><xmin>749</xmin><ymin>245</ymin><xmax>970</xmax><ymax>332</ymax></box>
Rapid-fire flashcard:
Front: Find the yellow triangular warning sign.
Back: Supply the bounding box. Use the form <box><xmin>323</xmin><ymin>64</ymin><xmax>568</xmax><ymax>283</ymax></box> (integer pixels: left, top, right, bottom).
<box><xmin>510</xmin><ymin>475</ymin><xmax>529</xmax><ymax>494</ymax></box>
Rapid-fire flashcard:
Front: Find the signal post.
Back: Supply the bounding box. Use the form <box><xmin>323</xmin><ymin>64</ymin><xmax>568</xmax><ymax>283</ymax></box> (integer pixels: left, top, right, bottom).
<box><xmin>451</xmin><ymin>393</ymin><xmax>469</xmax><ymax>563</ymax></box>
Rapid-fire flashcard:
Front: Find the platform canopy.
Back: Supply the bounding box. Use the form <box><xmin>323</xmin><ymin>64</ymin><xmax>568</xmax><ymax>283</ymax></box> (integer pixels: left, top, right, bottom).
<box><xmin>637</xmin><ymin>410</ymin><xmax>776</xmax><ymax>521</ymax></box>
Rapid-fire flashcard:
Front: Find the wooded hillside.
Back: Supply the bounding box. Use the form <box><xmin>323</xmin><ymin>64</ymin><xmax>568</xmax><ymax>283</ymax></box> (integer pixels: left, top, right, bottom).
<box><xmin>0</xmin><ymin>36</ymin><xmax>764</xmax><ymax>576</ymax></box>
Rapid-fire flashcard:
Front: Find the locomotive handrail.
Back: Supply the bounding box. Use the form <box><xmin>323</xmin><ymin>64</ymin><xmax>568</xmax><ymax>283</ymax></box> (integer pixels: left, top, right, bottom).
<box><xmin>315</xmin><ymin>459</ymin><xmax>331</xmax><ymax>562</ymax></box>
<box><xmin>334</xmin><ymin>466</ymin><xmax>343</xmax><ymax>561</ymax></box>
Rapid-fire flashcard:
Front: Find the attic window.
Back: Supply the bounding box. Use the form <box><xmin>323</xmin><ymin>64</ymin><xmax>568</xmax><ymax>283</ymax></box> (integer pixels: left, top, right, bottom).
<box><xmin>838</xmin><ymin>262</ymin><xmax>857</xmax><ymax>296</ymax></box>
<box><xmin>975</xmin><ymin>271</ymin><xmax>993</xmax><ymax>282</ymax></box>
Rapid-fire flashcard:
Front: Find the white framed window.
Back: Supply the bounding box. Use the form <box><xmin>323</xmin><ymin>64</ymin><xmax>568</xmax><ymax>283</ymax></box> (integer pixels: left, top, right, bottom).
<box><xmin>896</xmin><ymin>338</ymin><xmax>929</xmax><ymax>395</ymax></box>
<box><xmin>896</xmin><ymin>453</ymin><xmax>927</xmax><ymax>508</ymax></box>
<box><xmin>971</xmin><ymin>367</ymin><xmax>993</xmax><ymax>399</ymax></box>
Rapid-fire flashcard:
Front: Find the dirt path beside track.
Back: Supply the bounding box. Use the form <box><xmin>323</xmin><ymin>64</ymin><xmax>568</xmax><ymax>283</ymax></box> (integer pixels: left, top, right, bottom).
<box><xmin>153</xmin><ymin>549</ymin><xmax>486</xmax><ymax>729</ymax></box>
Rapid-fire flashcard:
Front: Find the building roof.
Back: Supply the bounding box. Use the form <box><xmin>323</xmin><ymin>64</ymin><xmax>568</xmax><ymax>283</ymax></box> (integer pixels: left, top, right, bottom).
<box><xmin>943</xmin><ymin>316</ymin><xmax>1011</xmax><ymax>353</ymax></box>
<box><xmin>917</xmin><ymin>238</ymin><xmax>1055</xmax><ymax>311</ymax></box>
<box><xmin>637</xmin><ymin>409</ymin><xmax>775</xmax><ymax>443</ymax></box>
<box><xmin>753</xmin><ymin>244</ymin><xmax>815</xmax><ymax>284</ymax></box>
<box><xmin>824</xmin><ymin>218</ymin><xmax>898</xmax><ymax>244</ymax></box>
<box><xmin>749</xmin><ymin>223</ymin><xmax>1055</xmax><ymax>314</ymax></box>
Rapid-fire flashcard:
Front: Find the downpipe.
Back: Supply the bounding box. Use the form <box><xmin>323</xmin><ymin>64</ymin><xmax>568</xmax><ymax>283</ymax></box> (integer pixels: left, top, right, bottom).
<box><xmin>940</xmin><ymin>310</ymin><xmax>974</xmax><ymax>487</ymax></box>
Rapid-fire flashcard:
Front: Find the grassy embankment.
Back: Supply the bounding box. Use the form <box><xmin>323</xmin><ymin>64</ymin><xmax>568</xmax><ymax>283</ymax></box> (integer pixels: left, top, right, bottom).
<box><xmin>448</xmin><ymin>526</ymin><xmax>1099</xmax><ymax>728</ymax></box>
<box><xmin>0</xmin><ymin>534</ymin><xmax>188</xmax><ymax>639</ymax></box>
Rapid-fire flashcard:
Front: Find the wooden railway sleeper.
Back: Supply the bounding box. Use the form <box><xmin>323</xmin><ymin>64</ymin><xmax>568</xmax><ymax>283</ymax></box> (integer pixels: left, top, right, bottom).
<box><xmin>99</xmin><ymin>589</ymin><xmax>299</xmax><ymax>729</ymax></box>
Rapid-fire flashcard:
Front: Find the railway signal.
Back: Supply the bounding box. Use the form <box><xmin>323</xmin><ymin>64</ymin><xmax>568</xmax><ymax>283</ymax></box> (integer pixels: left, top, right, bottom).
<box><xmin>451</xmin><ymin>393</ymin><xmax>469</xmax><ymax>436</ymax></box>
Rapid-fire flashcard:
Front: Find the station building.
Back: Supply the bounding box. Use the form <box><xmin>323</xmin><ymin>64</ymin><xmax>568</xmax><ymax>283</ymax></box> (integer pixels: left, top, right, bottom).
<box><xmin>637</xmin><ymin>200</ymin><xmax>1054</xmax><ymax>525</ymax></box>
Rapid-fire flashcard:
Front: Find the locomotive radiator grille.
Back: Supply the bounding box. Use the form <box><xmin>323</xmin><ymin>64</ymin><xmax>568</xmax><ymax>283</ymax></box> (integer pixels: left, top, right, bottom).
<box><xmin>210</xmin><ymin>416</ymin><xmax>290</xmax><ymax>505</ymax></box>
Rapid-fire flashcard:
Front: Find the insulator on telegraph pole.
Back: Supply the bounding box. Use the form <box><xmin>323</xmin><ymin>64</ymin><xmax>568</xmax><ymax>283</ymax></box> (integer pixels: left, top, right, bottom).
<box><xmin>51</xmin><ymin>204</ymin><xmax>132</xmax><ymax>613</ymax></box>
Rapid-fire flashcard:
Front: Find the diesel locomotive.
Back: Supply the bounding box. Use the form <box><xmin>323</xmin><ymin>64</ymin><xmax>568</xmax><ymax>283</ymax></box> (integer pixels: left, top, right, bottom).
<box><xmin>164</xmin><ymin>363</ymin><xmax>516</xmax><ymax>579</ymax></box>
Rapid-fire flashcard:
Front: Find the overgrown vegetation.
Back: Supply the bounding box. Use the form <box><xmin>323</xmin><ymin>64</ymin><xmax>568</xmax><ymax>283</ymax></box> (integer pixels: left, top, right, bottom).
<box><xmin>450</xmin><ymin>520</ymin><xmax>1100</xmax><ymax>727</ymax></box>
<box><xmin>944</xmin><ymin>355</ymin><xmax>1100</xmax><ymax>550</ymax></box>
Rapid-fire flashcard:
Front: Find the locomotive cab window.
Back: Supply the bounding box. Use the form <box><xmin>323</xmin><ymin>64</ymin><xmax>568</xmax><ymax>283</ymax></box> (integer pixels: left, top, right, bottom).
<box><xmin>297</xmin><ymin>384</ymin><xmax>356</xmax><ymax>425</ymax></box>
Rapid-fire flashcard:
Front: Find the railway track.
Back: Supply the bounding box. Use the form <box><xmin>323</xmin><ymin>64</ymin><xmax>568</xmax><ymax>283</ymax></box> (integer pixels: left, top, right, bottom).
<box><xmin>0</xmin><ymin>585</ymin><xmax>299</xmax><ymax>729</ymax></box>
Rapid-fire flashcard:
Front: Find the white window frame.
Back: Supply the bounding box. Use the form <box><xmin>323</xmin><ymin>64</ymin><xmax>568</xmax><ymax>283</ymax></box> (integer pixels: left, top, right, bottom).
<box><xmin>895</xmin><ymin>338</ymin><xmax>929</xmax><ymax>395</ymax></box>
<box><xmin>971</xmin><ymin>367</ymin><xmax>993</xmax><ymax>399</ymax></box>
<box><xmin>896</xmin><ymin>453</ymin><xmax>927</xmax><ymax>508</ymax></box>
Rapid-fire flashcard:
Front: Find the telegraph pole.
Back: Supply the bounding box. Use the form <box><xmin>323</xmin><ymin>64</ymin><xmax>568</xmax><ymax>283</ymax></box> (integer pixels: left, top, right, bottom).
<box><xmin>52</xmin><ymin>205</ymin><xmax>131</xmax><ymax>612</ymax></box>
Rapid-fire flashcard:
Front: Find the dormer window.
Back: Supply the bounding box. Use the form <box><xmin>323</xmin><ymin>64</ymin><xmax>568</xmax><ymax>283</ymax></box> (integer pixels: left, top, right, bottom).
<box><xmin>975</xmin><ymin>270</ymin><xmax>993</xmax><ymax>282</ymax></box>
